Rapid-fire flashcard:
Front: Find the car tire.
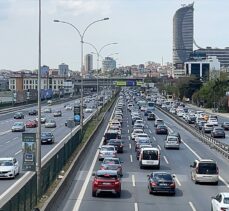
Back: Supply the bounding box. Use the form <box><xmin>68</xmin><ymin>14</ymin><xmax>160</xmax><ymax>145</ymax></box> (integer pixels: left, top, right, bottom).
<box><xmin>140</xmin><ymin>163</ymin><xmax>143</xmax><ymax>169</ymax></box>
<box><xmin>214</xmin><ymin>181</ymin><xmax>218</xmax><ymax>185</ymax></box>
<box><xmin>116</xmin><ymin>191</ymin><xmax>121</xmax><ymax>198</ymax></box>
<box><xmin>92</xmin><ymin>191</ymin><xmax>96</xmax><ymax>197</ymax></box>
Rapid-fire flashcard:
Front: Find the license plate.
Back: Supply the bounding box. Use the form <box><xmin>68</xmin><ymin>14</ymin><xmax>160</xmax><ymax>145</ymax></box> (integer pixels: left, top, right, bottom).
<box><xmin>159</xmin><ymin>183</ymin><xmax>167</xmax><ymax>186</ymax></box>
<box><xmin>103</xmin><ymin>182</ymin><xmax>110</xmax><ymax>185</ymax></box>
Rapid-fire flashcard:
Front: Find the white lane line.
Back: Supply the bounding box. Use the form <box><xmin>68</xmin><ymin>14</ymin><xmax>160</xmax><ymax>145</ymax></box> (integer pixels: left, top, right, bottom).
<box><xmin>134</xmin><ymin>203</ymin><xmax>138</xmax><ymax>211</ymax></box>
<box><xmin>13</xmin><ymin>137</ymin><xmax>18</xmax><ymax>140</ymax></box>
<box><xmin>127</xmin><ymin>120</ymin><xmax>128</xmax><ymax>124</ymax></box>
<box><xmin>219</xmin><ymin>176</ymin><xmax>229</xmax><ymax>188</ymax></box>
<box><xmin>127</xmin><ymin>125</ymin><xmax>129</xmax><ymax>127</ymax></box>
<box><xmin>149</xmin><ymin>130</ymin><xmax>152</xmax><ymax>134</ymax></box>
<box><xmin>163</xmin><ymin>156</ymin><xmax>169</xmax><ymax>164</ymax></box>
<box><xmin>174</xmin><ymin>174</ymin><xmax>181</xmax><ymax>186</ymax></box>
<box><xmin>153</xmin><ymin>137</ymin><xmax>156</xmax><ymax>141</ymax></box>
<box><xmin>130</xmin><ymin>155</ymin><xmax>133</xmax><ymax>162</ymax></box>
<box><xmin>15</xmin><ymin>150</ymin><xmax>22</xmax><ymax>155</ymax></box>
<box><xmin>6</xmin><ymin>141</ymin><xmax>10</xmax><ymax>144</ymax></box>
<box><xmin>157</xmin><ymin>145</ymin><xmax>161</xmax><ymax>150</ymax></box>
<box><xmin>129</xmin><ymin>143</ymin><xmax>131</xmax><ymax>149</ymax></box>
<box><xmin>0</xmin><ymin>130</ymin><xmax>11</xmax><ymax>136</ymax></box>
<box><xmin>189</xmin><ymin>201</ymin><xmax>197</xmax><ymax>211</ymax></box>
<box><xmin>181</xmin><ymin>139</ymin><xmax>201</xmax><ymax>160</ymax></box>
<box><xmin>128</xmin><ymin>136</ymin><xmax>130</xmax><ymax>141</ymax></box>
<box><xmin>146</xmin><ymin>125</ymin><xmax>148</xmax><ymax>128</ymax></box>
<box><xmin>132</xmin><ymin>174</ymin><xmax>136</xmax><ymax>187</ymax></box>
<box><xmin>72</xmin><ymin>101</ymin><xmax>117</xmax><ymax>211</ymax></box>
<box><xmin>128</xmin><ymin>129</ymin><xmax>129</xmax><ymax>133</ymax></box>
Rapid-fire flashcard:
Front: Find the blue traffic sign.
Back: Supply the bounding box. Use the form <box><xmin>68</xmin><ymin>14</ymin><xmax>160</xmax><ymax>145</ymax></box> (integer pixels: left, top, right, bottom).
<box><xmin>74</xmin><ymin>115</ymin><xmax>80</xmax><ymax>122</ymax></box>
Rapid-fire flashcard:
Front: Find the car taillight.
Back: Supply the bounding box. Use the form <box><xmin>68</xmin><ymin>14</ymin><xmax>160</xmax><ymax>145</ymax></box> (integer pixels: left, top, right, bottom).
<box><xmin>170</xmin><ymin>182</ymin><xmax>176</xmax><ymax>188</ymax></box>
<box><xmin>115</xmin><ymin>180</ymin><xmax>120</xmax><ymax>185</ymax></box>
<box><xmin>94</xmin><ymin>180</ymin><xmax>98</xmax><ymax>185</ymax></box>
<box><xmin>151</xmin><ymin>182</ymin><xmax>157</xmax><ymax>187</ymax></box>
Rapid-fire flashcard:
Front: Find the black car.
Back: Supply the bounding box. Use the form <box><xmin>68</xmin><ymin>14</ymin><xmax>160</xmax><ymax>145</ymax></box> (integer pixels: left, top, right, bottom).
<box><xmin>155</xmin><ymin>125</ymin><xmax>168</xmax><ymax>135</ymax></box>
<box><xmin>211</xmin><ymin>127</ymin><xmax>225</xmax><ymax>138</ymax></box>
<box><xmin>107</xmin><ymin>139</ymin><xmax>124</xmax><ymax>153</ymax></box>
<box><xmin>14</xmin><ymin>112</ymin><xmax>24</xmax><ymax>119</ymax></box>
<box><xmin>104</xmin><ymin>129</ymin><xmax>121</xmax><ymax>145</ymax></box>
<box><xmin>41</xmin><ymin>132</ymin><xmax>55</xmax><ymax>144</ymax></box>
<box><xmin>221</xmin><ymin>122</ymin><xmax>229</xmax><ymax>130</ymax></box>
<box><xmin>147</xmin><ymin>113</ymin><xmax>156</xmax><ymax>121</ymax></box>
<box><xmin>28</xmin><ymin>109</ymin><xmax>38</xmax><ymax>115</ymax></box>
<box><xmin>147</xmin><ymin>172</ymin><xmax>176</xmax><ymax>195</ymax></box>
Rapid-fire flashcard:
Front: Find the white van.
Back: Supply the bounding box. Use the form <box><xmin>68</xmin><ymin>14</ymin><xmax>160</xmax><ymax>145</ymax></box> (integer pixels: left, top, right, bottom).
<box><xmin>139</xmin><ymin>147</ymin><xmax>160</xmax><ymax>169</ymax></box>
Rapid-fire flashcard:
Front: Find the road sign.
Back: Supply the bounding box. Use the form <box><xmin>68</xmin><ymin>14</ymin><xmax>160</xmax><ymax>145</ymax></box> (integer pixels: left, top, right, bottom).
<box><xmin>74</xmin><ymin>115</ymin><xmax>80</xmax><ymax>122</ymax></box>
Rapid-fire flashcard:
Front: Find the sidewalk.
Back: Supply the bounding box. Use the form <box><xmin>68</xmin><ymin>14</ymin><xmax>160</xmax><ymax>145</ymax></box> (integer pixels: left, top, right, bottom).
<box><xmin>187</xmin><ymin>104</ymin><xmax>229</xmax><ymax>119</ymax></box>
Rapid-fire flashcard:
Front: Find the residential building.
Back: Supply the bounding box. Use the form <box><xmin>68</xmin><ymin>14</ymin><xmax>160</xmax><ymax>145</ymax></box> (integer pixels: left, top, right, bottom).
<box><xmin>173</xmin><ymin>3</ymin><xmax>194</xmax><ymax>78</ymax></box>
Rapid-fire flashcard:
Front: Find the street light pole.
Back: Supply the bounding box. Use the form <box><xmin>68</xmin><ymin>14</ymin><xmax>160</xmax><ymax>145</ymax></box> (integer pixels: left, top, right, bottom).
<box><xmin>54</xmin><ymin>18</ymin><xmax>109</xmax><ymax>133</ymax></box>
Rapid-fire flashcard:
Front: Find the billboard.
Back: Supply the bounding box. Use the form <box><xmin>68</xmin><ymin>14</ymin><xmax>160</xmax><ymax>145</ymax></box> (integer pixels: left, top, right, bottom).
<box><xmin>74</xmin><ymin>105</ymin><xmax>81</xmax><ymax>123</ymax></box>
<box><xmin>116</xmin><ymin>81</ymin><xmax>126</xmax><ymax>86</ymax></box>
<box><xmin>22</xmin><ymin>133</ymin><xmax>36</xmax><ymax>171</ymax></box>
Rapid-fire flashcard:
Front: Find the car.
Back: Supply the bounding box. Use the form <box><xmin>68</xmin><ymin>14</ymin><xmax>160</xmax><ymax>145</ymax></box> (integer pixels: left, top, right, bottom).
<box><xmin>45</xmin><ymin>119</ymin><xmax>56</xmax><ymax>128</ymax></box>
<box><xmin>135</xmin><ymin>119</ymin><xmax>144</xmax><ymax>128</ymax></box>
<box><xmin>0</xmin><ymin>157</ymin><xmax>20</xmax><ymax>179</ymax></box>
<box><xmin>65</xmin><ymin>105</ymin><xmax>73</xmax><ymax>110</ymax></box>
<box><xmin>107</xmin><ymin>139</ymin><xmax>124</xmax><ymax>153</ymax></box>
<box><xmin>211</xmin><ymin>127</ymin><xmax>225</xmax><ymax>138</ymax></box>
<box><xmin>136</xmin><ymin>144</ymin><xmax>152</xmax><ymax>160</ymax></box>
<box><xmin>167</xmin><ymin>131</ymin><xmax>181</xmax><ymax>143</ymax></box>
<box><xmin>133</xmin><ymin>123</ymin><xmax>144</xmax><ymax>130</ymax></box>
<box><xmin>53</xmin><ymin>110</ymin><xmax>62</xmax><ymax>117</ymax></box>
<box><xmin>104</xmin><ymin>129</ymin><xmax>121</xmax><ymax>145</ymax></box>
<box><xmin>134</xmin><ymin>133</ymin><xmax>149</xmax><ymax>143</ymax></box>
<box><xmin>43</xmin><ymin>108</ymin><xmax>52</xmax><ymax>113</ymax></box>
<box><xmin>135</xmin><ymin>137</ymin><xmax>151</xmax><ymax>151</ymax></box>
<box><xmin>85</xmin><ymin>108</ymin><xmax>93</xmax><ymax>113</ymax></box>
<box><xmin>190</xmin><ymin>159</ymin><xmax>219</xmax><ymax>184</ymax></box>
<box><xmin>147</xmin><ymin>172</ymin><xmax>176</xmax><ymax>195</ymax></box>
<box><xmin>92</xmin><ymin>170</ymin><xmax>121</xmax><ymax>197</ymax></box>
<box><xmin>28</xmin><ymin>109</ymin><xmax>37</xmax><ymax>115</ymax></box>
<box><xmin>186</xmin><ymin>114</ymin><xmax>196</xmax><ymax>124</ymax></box>
<box><xmin>211</xmin><ymin>192</ymin><xmax>229</xmax><ymax>211</ymax></box>
<box><xmin>164</xmin><ymin>135</ymin><xmax>180</xmax><ymax>149</ymax></box>
<box><xmin>147</xmin><ymin>113</ymin><xmax>156</xmax><ymax>121</ymax></box>
<box><xmin>100</xmin><ymin>157</ymin><xmax>123</xmax><ymax>176</ymax></box>
<box><xmin>13</xmin><ymin>112</ymin><xmax>24</xmax><ymax>119</ymax></box>
<box><xmin>36</xmin><ymin>116</ymin><xmax>46</xmax><ymax>124</ymax></box>
<box><xmin>155</xmin><ymin>125</ymin><xmax>168</xmax><ymax>135</ymax></box>
<box><xmin>139</xmin><ymin>147</ymin><xmax>160</xmax><ymax>169</ymax></box>
<box><xmin>154</xmin><ymin>119</ymin><xmax>164</xmax><ymax>127</ymax></box>
<box><xmin>131</xmin><ymin>128</ymin><xmax>144</xmax><ymax>140</ymax></box>
<box><xmin>208</xmin><ymin>118</ymin><xmax>218</xmax><ymax>126</ymax></box>
<box><xmin>26</xmin><ymin>120</ymin><xmax>37</xmax><ymax>128</ymax></box>
<box><xmin>221</xmin><ymin>122</ymin><xmax>229</xmax><ymax>130</ymax></box>
<box><xmin>11</xmin><ymin>122</ymin><xmax>25</xmax><ymax>132</ymax></box>
<box><xmin>195</xmin><ymin>120</ymin><xmax>206</xmax><ymax>130</ymax></box>
<box><xmin>202</xmin><ymin>123</ymin><xmax>214</xmax><ymax>133</ymax></box>
<box><xmin>41</xmin><ymin>132</ymin><xmax>55</xmax><ymax>144</ymax></box>
<box><xmin>98</xmin><ymin>145</ymin><xmax>117</xmax><ymax>161</ymax></box>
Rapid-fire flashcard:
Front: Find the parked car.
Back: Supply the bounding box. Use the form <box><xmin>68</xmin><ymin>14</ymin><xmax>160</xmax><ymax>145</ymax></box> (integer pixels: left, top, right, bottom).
<box><xmin>147</xmin><ymin>172</ymin><xmax>176</xmax><ymax>195</ymax></box>
<box><xmin>41</xmin><ymin>132</ymin><xmax>55</xmax><ymax>144</ymax></box>
<box><xmin>28</xmin><ymin>109</ymin><xmax>38</xmax><ymax>115</ymax></box>
<box><xmin>26</xmin><ymin>120</ymin><xmax>37</xmax><ymax>128</ymax></box>
<box><xmin>211</xmin><ymin>127</ymin><xmax>225</xmax><ymax>138</ymax></box>
<box><xmin>211</xmin><ymin>192</ymin><xmax>229</xmax><ymax>211</ymax></box>
<box><xmin>92</xmin><ymin>170</ymin><xmax>121</xmax><ymax>197</ymax></box>
<box><xmin>100</xmin><ymin>157</ymin><xmax>123</xmax><ymax>176</ymax></box>
<box><xmin>0</xmin><ymin>157</ymin><xmax>20</xmax><ymax>179</ymax></box>
<box><xmin>14</xmin><ymin>112</ymin><xmax>24</xmax><ymax>119</ymax></box>
<box><xmin>12</xmin><ymin>122</ymin><xmax>25</xmax><ymax>132</ymax></box>
<box><xmin>190</xmin><ymin>159</ymin><xmax>219</xmax><ymax>185</ymax></box>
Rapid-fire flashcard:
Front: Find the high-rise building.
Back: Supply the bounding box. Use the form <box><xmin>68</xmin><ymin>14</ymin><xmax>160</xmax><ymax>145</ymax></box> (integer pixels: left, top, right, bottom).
<box><xmin>102</xmin><ymin>57</ymin><xmax>116</xmax><ymax>72</ymax></box>
<box><xmin>41</xmin><ymin>65</ymin><xmax>49</xmax><ymax>77</ymax></box>
<box><xmin>58</xmin><ymin>63</ymin><xmax>69</xmax><ymax>77</ymax></box>
<box><xmin>173</xmin><ymin>3</ymin><xmax>194</xmax><ymax>78</ymax></box>
<box><xmin>85</xmin><ymin>54</ymin><xmax>93</xmax><ymax>74</ymax></box>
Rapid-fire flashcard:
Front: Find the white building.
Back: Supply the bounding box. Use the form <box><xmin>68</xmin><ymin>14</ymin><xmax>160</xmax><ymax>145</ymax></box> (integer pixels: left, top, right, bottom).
<box><xmin>185</xmin><ymin>56</ymin><xmax>220</xmax><ymax>80</ymax></box>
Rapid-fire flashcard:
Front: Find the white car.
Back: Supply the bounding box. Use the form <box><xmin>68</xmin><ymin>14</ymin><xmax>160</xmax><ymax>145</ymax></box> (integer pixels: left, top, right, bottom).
<box><xmin>131</xmin><ymin>128</ymin><xmax>144</xmax><ymax>140</ymax></box>
<box><xmin>85</xmin><ymin>108</ymin><xmax>93</xmax><ymax>113</ymax></box>
<box><xmin>211</xmin><ymin>192</ymin><xmax>229</xmax><ymax>211</ymax></box>
<box><xmin>98</xmin><ymin>145</ymin><xmax>117</xmax><ymax>161</ymax></box>
<box><xmin>65</xmin><ymin>105</ymin><xmax>73</xmax><ymax>110</ymax></box>
<box><xmin>208</xmin><ymin>118</ymin><xmax>218</xmax><ymax>126</ymax></box>
<box><xmin>0</xmin><ymin>157</ymin><xmax>20</xmax><ymax>178</ymax></box>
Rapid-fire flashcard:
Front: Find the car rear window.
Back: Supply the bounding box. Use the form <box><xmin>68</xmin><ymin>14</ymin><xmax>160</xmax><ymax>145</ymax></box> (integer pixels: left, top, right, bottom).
<box><xmin>96</xmin><ymin>174</ymin><xmax>118</xmax><ymax>179</ymax></box>
<box><xmin>105</xmin><ymin>133</ymin><xmax>118</xmax><ymax>140</ymax></box>
<box><xmin>198</xmin><ymin>163</ymin><xmax>217</xmax><ymax>174</ymax></box>
<box><xmin>154</xmin><ymin>173</ymin><xmax>172</xmax><ymax>180</ymax></box>
<box><xmin>143</xmin><ymin>150</ymin><xmax>158</xmax><ymax>160</ymax></box>
<box><xmin>224</xmin><ymin>198</ymin><xmax>229</xmax><ymax>204</ymax></box>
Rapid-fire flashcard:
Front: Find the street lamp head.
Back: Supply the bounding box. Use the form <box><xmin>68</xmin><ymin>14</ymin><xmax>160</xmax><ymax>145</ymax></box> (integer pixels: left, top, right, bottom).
<box><xmin>104</xmin><ymin>17</ymin><xmax>109</xmax><ymax>20</ymax></box>
<box><xmin>53</xmin><ymin>19</ymin><xmax>60</xmax><ymax>22</ymax></box>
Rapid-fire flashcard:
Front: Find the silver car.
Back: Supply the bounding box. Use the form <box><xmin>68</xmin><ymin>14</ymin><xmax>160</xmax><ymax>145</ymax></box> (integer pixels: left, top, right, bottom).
<box><xmin>45</xmin><ymin>120</ymin><xmax>56</xmax><ymax>128</ymax></box>
<box><xmin>164</xmin><ymin>135</ymin><xmax>180</xmax><ymax>149</ymax></box>
<box><xmin>98</xmin><ymin>145</ymin><xmax>117</xmax><ymax>161</ymax></box>
<box><xmin>11</xmin><ymin>122</ymin><xmax>25</xmax><ymax>132</ymax></box>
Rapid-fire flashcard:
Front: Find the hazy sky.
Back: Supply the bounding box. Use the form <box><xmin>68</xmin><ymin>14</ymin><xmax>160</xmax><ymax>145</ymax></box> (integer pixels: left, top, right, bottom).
<box><xmin>0</xmin><ymin>0</ymin><xmax>228</xmax><ymax>71</ymax></box>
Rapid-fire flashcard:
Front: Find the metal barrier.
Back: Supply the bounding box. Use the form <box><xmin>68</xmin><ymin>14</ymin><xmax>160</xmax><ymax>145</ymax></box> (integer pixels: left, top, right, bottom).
<box><xmin>157</xmin><ymin>106</ymin><xmax>229</xmax><ymax>159</ymax></box>
<box><xmin>0</xmin><ymin>94</ymin><xmax>118</xmax><ymax>211</ymax></box>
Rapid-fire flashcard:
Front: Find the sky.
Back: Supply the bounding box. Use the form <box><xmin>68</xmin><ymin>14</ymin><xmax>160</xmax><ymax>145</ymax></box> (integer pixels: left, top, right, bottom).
<box><xmin>0</xmin><ymin>0</ymin><xmax>229</xmax><ymax>71</ymax></box>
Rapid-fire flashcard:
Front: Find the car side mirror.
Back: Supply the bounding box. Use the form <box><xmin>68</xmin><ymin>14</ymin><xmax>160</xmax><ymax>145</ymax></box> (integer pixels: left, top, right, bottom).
<box><xmin>190</xmin><ymin>165</ymin><xmax>194</xmax><ymax>168</ymax></box>
<box><xmin>172</xmin><ymin>174</ymin><xmax>175</xmax><ymax>178</ymax></box>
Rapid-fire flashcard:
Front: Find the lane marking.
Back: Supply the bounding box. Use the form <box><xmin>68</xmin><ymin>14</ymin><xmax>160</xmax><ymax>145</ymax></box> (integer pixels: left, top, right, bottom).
<box><xmin>163</xmin><ymin>156</ymin><xmax>169</xmax><ymax>164</ymax></box>
<box><xmin>132</xmin><ymin>174</ymin><xmax>136</xmax><ymax>187</ymax></box>
<box><xmin>219</xmin><ymin>176</ymin><xmax>229</xmax><ymax>188</ymax></box>
<box><xmin>127</xmin><ymin>120</ymin><xmax>128</xmax><ymax>124</ymax></box>
<box><xmin>127</xmin><ymin>125</ymin><xmax>129</xmax><ymax>127</ymax></box>
<box><xmin>153</xmin><ymin>137</ymin><xmax>156</xmax><ymax>141</ymax></box>
<box><xmin>15</xmin><ymin>150</ymin><xmax>22</xmax><ymax>155</ymax></box>
<box><xmin>189</xmin><ymin>201</ymin><xmax>197</xmax><ymax>211</ymax></box>
<box><xmin>157</xmin><ymin>145</ymin><xmax>161</xmax><ymax>150</ymax></box>
<box><xmin>13</xmin><ymin>137</ymin><xmax>18</xmax><ymax>140</ymax></box>
<box><xmin>134</xmin><ymin>203</ymin><xmax>138</xmax><ymax>211</ymax></box>
<box><xmin>128</xmin><ymin>129</ymin><xmax>129</xmax><ymax>133</ymax></box>
<box><xmin>174</xmin><ymin>174</ymin><xmax>181</xmax><ymax>186</ymax></box>
<box><xmin>146</xmin><ymin>125</ymin><xmax>148</xmax><ymax>128</ymax></box>
<box><xmin>129</xmin><ymin>143</ymin><xmax>131</xmax><ymax>149</ymax></box>
<box><xmin>0</xmin><ymin>130</ymin><xmax>11</xmax><ymax>136</ymax></box>
<box><xmin>149</xmin><ymin>130</ymin><xmax>152</xmax><ymax>134</ymax></box>
<box><xmin>128</xmin><ymin>136</ymin><xmax>130</xmax><ymax>141</ymax></box>
<box><xmin>181</xmin><ymin>139</ymin><xmax>201</xmax><ymax>160</ymax></box>
<box><xmin>130</xmin><ymin>155</ymin><xmax>133</xmax><ymax>163</ymax></box>
<box><xmin>6</xmin><ymin>141</ymin><xmax>10</xmax><ymax>144</ymax></box>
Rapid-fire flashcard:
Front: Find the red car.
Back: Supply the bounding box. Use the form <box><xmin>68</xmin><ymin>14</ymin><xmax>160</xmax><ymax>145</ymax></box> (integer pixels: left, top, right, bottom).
<box><xmin>92</xmin><ymin>170</ymin><xmax>121</xmax><ymax>197</ymax></box>
<box><xmin>26</xmin><ymin>120</ymin><xmax>37</xmax><ymax>128</ymax></box>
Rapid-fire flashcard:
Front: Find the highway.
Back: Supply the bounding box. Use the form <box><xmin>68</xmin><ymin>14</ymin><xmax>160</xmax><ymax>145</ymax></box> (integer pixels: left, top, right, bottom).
<box><xmin>0</xmin><ymin>96</ymin><xmax>99</xmax><ymax>195</ymax></box>
<box><xmin>49</xmin><ymin>95</ymin><xmax>229</xmax><ymax>211</ymax></box>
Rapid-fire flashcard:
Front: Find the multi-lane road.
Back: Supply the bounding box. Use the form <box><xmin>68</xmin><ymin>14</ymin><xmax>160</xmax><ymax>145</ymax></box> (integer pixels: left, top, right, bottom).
<box><xmin>49</xmin><ymin>95</ymin><xmax>229</xmax><ymax>211</ymax></box>
<box><xmin>0</xmin><ymin>97</ymin><xmax>98</xmax><ymax>195</ymax></box>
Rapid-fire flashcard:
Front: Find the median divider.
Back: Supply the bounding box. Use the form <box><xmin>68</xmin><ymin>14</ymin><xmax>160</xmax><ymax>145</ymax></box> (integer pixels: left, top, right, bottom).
<box><xmin>0</xmin><ymin>92</ymin><xmax>118</xmax><ymax>211</ymax></box>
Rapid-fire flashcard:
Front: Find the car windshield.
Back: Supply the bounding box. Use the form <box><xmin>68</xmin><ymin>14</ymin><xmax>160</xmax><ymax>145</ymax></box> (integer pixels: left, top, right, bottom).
<box><xmin>153</xmin><ymin>173</ymin><xmax>172</xmax><ymax>180</ymax></box>
<box><xmin>14</xmin><ymin>122</ymin><xmax>23</xmax><ymax>126</ymax></box>
<box><xmin>0</xmin><ymin>160</ymin><xmax>13</xmax><ymax>166</ymax></box>
<box><xmin>96</xmin><ymin>174</ymin><xmax>118</xmax><ymax>180</ymax></box>
<box><xmin>41</xmin><ymin>133</ymin><xmax>52</xmax><ymax>138</ymax></box>
<box><xmin>168</xmin><ymin>137</ymin><xmax>178</xmax><ymax>142</ymax></box>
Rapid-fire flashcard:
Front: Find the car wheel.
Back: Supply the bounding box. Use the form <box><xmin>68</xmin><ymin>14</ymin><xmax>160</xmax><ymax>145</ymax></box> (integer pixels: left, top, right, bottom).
<box><xmin>140</xmin><ymin>163</ymin><xmax>143</xmax><ymax>169</ymax></box>
<box><xmin>116</xmin><ymin>191</ymin><xmax>121</xmax><ymax>198</ymax></box>
<box><xmin>156</xmin><ymin>165</ymin><xmax>160</xmax><ymax>170</ymax></box>
<box><xmin>92</xmin><ymin>191</ymin><xmax>96</xmax><ymax>197</ymax></box>
<box><xmin>214</xmin><ymin>181</ymin><xmax>218</xmax><ymax>185</ymax></box>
